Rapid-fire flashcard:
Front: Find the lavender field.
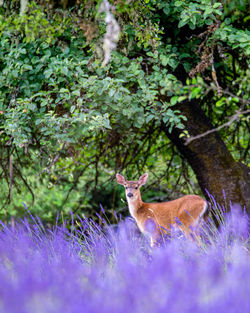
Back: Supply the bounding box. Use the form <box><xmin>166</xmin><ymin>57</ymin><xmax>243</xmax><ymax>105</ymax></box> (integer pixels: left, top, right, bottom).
<box><xmin>0</xmin><ymin>206</ymin><xmax>249</xmax><ymax>313</ymax></box>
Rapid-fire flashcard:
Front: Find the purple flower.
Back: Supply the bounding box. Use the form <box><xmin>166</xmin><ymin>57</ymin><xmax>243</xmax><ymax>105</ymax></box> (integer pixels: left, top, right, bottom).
<box><xmin>0</xmin><ymin>203</ymin><xmax>249</xmax><ymax>313</ymax></box>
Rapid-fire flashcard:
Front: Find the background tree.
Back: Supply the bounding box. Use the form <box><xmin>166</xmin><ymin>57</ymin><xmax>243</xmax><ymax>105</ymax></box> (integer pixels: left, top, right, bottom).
<box><xmin>0</xmin><ymin>0</ymin><xmax>249</xmax><ymax>222</ymax></box>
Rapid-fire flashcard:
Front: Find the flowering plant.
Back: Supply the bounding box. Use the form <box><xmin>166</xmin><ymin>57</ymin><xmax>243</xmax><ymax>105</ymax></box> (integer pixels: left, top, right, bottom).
<box><xmin>0</xmin><ymin>204</ymin><xmax>249</xmax><ymax>313</ymax></box>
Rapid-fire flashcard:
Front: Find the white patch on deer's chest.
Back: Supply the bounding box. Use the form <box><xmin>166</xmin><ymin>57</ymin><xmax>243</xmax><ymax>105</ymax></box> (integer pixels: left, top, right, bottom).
<box><xmin>127</xmin><ymin>199</ymin><xmax>137</xmax><ymax>218</ymax></box>
<box><xmin>128</xmin><ymin>204</ymin><xmax>136</xmax><ymax>218</ymax></box>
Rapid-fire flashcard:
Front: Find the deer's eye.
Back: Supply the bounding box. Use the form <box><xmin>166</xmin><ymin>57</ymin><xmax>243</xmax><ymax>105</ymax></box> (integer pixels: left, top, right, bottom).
<box><xmin>135</xmin><ymin>187</ymin><xmax>138</xmax><ymax>190</ymax></box>
<box><xmin>125</xmin><ymin>187</ymin><xmax>128</xmax><ymax>189</ymax></box>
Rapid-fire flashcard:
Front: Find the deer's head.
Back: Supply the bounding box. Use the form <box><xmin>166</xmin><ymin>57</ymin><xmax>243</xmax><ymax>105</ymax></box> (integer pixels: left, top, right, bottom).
<box><xmin>116</xmin><ymin>173</ymin><xmax>148</xmax><ymax>201</ymax></box>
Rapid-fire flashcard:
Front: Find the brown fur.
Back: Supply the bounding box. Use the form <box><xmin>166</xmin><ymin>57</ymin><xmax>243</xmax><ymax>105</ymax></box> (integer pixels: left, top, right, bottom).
<box><xmin>116</xmin><ymin>173</ymin><xmax>207</xmax><ymax>245</ymax></box>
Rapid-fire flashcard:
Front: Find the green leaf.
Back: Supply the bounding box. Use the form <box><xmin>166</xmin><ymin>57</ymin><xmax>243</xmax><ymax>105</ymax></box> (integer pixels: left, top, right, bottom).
<box><xmin>205</xmin><ymin>19</ymin><xmax>213</xmax><ymax>25</ymax></box>
<box><xmin>178</xmin><ymin>20</ymin><xmax>188</xmax><ymax>28</ymax></box>
<box><xmin>44</xmin><ymin>69</ymin><xmax>53</xmax><ymax>78</ymax></box>
<box><xmin>108</xmin><ymin>88</ymin><xmax>116</xmax><ymax>98</ymax></box>
<box><xmin>146</xmin><ymin>114</ymin><xmax>155</xmax><ymax>123</ymax></box>
<box><xmin>59</xmin><ymin>88</ymin><xmax>69</xmax><ymax>93</ymax></box>
<box><xmin>178</xmin><ymin>96</ymin><xmax>186</xmax><ymax>102</ymax></box>
<box><xmin>163</xmin><ymin>6</ymin><xmax>170</xmax><ymax>15</ymax></box>
<box><xmin>22</xmin><ymin>64</ymin><xmax>33</xmax><ymax>71</ymax></box>
<box><xmin>213</xmin><ymin>3</ymin><xmax>221</xmax><ymax>9</ymax></box>
<box><xmin>72</xmin><ymin>90</ymin><xmax>80</xmax><ymax>97</ymax></box>
<box><xmin>62</xmin><ymin>67</ymin><xmax>69</xmax><ymax>76</ymax></box>
<box><xmin>216</xmin><ymin>98</ymin><xmax>225</xmax><ymax>107</ymax></box>
<box><xmin>175</xmin><ymin>1</ymin><xmax>183</xmax><ymax>7</ymax></box>
<box><xmin>170</xmin><ymin>96</ymin><xmax>178</xmax><ymax>105</ymax></box>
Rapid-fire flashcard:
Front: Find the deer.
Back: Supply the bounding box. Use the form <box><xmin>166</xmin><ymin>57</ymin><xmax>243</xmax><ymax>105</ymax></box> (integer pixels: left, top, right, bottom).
<box><xmin>116</xmin><ymin>173</ymin><xmax>208</xmax><ymax>246</ymax></box>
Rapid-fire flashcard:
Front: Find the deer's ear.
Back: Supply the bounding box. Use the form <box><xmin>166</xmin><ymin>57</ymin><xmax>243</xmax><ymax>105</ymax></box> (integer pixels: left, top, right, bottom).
<box><xmin>138</xmin><ymin>173</ymin><xmax>148</xmax><ymax>186</ymax></box>
<box><xmin>116</xmin><ymin>173</ymin><xmax>126</xmax><ymax>186</ymax></box>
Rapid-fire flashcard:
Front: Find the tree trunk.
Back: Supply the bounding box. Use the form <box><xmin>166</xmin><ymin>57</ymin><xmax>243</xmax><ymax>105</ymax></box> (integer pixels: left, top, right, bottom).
<box><xmin>20</xmin><ymin>0</ymin><xmax>28</xmax><ymax>15</ymax></box>
<box><xmin>161</xmin><ymin>100</ymin><xmax>250</xmax><ymax>215</ymax></box>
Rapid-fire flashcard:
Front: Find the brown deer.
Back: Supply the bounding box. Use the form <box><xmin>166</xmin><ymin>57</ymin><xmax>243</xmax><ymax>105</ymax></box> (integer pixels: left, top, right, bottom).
<box><xmin>116</xmin><ymin>173</ymin><xmax>208</xmax><ymax>246</ymax></box>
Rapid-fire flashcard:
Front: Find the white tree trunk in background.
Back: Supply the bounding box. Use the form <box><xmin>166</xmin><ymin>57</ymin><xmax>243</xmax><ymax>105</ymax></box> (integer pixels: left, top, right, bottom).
<box><xmin>99</xmin><ymin>0</ymin><xmax>120</xmax><ymax>66</ymax></box>
<box><xmin>20</xmin><ymin>0</ymin><xmax>28</xmax><ymax>15</ymax></box>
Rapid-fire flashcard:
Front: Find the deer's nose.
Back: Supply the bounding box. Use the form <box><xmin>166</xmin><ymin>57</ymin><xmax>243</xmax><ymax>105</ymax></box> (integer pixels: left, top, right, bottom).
<box><xmin>127</xmin><ymin>192</ymin><xmax>133</xmax><ymax>198</ymax></box>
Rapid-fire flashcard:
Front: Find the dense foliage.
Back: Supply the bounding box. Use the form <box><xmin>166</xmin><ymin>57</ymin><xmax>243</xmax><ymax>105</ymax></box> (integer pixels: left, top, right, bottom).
<box><xmin>0</xmin><ymin>205</ymin><xmax>249</xmax><ymax>312</ymax></box>
<box><xmin>0</xmin><ymin>0</ymin><xmax>249</xmax><ymax>222</ymax></box>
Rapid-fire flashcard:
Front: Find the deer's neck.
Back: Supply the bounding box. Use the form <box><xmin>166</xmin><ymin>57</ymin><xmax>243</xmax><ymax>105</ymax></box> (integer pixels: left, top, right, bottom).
<box><xmin>127</xmin><ymin>196</ymin><xmax>143</xmax><ymax>218</ymax></box>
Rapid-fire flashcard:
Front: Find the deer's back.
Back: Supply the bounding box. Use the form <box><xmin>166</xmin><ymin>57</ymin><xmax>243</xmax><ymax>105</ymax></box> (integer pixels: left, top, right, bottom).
<box><xmin>137</xmin><ymin>195</ymin><xmax>206</xmax><ymax>230</ymax></box>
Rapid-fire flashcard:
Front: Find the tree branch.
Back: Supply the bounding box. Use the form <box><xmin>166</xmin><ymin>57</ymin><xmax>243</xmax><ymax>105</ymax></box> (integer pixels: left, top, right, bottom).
<box><xmin>13</xmin><ymin>164</ymin><xmax>35</xmax><ymax>204</ymax></box>
<box><xmin>185</xmin><ymin>109</ymin><xmax>250</xmax><ymax>145</ymax></box>
<box><xmin>40</xmin><ymin>142</ymin><xmax>66</xmax><ymax>174</ymax></box>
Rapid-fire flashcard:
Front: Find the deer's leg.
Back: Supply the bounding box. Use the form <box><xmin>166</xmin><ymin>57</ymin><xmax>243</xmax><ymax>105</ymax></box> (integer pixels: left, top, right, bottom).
<box><xmin>143</xmin><ymin>218</ymin><xmax>162</xmax><ymax>247</ymax></box>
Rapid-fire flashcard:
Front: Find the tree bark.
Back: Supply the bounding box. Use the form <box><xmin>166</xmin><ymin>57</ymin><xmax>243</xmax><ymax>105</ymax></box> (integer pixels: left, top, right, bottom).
<box><xmin>20</xmin><ymin>0</ymin><xmax>28</xmax><ymax>15</ymax></box>
<box><xmin>161</xmin><ymin>100</ymin><xmax>250</xmax><ymax>215</ymax></box>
